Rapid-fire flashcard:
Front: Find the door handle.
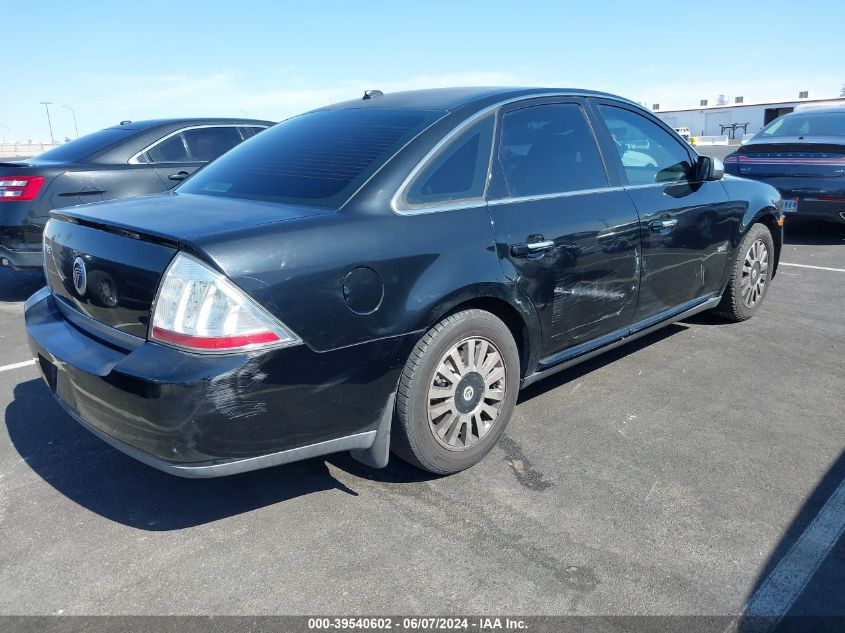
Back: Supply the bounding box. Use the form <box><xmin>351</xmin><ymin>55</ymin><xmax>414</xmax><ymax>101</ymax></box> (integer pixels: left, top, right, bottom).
<box><xmin>648</xmin><ymin>219</ymin><xmax>678</xmax><ymax>231</ymax></box>
<box><xmin>510</xmin><ymin>240</ymin><xmax>555</xmax><ymax>258</ymax></box>
<box><xmin>168</xmin><ymin>171</ymin><xmax>190</xmax><ymax>181</ymax></box>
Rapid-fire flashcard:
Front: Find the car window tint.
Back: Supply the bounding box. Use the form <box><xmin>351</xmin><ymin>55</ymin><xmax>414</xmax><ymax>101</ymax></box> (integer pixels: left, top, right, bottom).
<box><xmin>404</xmin><ymin>115</ymin><xmax>494</xmax><ymax>207</ymax></box>
<box><xmin>147</xmin><ymin>134</ymin><xmax>189</xmax><ymax>163</ymax></box>
<box><xmin>597</xmin><ymin>105</ymin><xmax>692</xmax><ymax>185</ymax></box>
<box><xmin>493</xmin><ymin>103</ymin><xmax>607</xmax><ymax>198</ymax></box>
<box><xmin>240</xmin><ymin>126</ymin><xmax>268</xmax><ymax>139</ymax></box>
<box><xmin>184</xmin><ymin>127</ymin><xmax>243</xmax><ymax>161</ymax></box>
<box><xmin>178</xmin><ymin>109</ymin><xmax>443</xmax><ymax>209</ymax></box>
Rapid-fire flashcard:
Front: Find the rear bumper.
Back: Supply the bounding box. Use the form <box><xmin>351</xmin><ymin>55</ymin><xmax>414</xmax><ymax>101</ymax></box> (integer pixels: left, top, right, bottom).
<box><xmin>726</xmin><ymin>174</ymin><xmax>845</xmax><ymax>224</ymax></box>
<box><xmin>783</xmin><ymin>198</ymin><xmax>845</xmax><ymax>223</ymax></box>
<box><xmin>0</xmin><ymin>241</ymin><xmax>42</xmax><ymax>269</ymax></box>
<box><xmin>1</xmin><ymin>220</ymin><xmax>45</xmax><ymax>268</ymax></box>
<box><xmin>24</xmin><ymin>288</ymin><xmax>408</xmax><ymax>477</ymax></box>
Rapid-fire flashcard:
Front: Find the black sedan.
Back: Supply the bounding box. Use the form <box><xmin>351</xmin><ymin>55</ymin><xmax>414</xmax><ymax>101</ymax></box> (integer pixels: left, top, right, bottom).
<box><xmin>724</xmin><ymin>107</ymin><xmax>845</xmax><ymax>224</ymax></box>
<box><xmin>25</xmin><ymin>87</ymin><xmax>783</xmax><ymax>477</ymax></box>
<box><xmin>1</xmin><ymin>118</ymin><xmax>272</xmax><ymax>269</ymax></box>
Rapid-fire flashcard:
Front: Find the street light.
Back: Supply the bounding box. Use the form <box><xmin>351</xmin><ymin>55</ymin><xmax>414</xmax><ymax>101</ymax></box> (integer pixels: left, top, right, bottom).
<box><xmin>0</xmin><ymin>125</ymin><xmax>9</xmax><ymax>144</ymax></box>
<box><xmin>63</xmin><ymin>104</ymin><xmax>79</xmax><ymax>138</ymax></box>
<box><xmin>39</xmin><ymin>101</ymin><xmax>55</xmax><ymax>143</ymax></box>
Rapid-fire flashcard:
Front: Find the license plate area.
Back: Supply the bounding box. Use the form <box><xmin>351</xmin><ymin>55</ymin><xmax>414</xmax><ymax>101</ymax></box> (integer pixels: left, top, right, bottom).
<box><xmin>783</xmin><ymin>198</ymin><xmax>799</xmax><ymax>214</ymax></box>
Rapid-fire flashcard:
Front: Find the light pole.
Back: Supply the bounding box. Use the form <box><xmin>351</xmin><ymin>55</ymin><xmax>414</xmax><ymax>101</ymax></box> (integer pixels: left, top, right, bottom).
<box><xmin>63</xmin><ymin>104</ymin><xmax>79</xmax><ymax>138</ymax></box>
<box><xmin>40</xmin><ymin>101</ymin><xmax>55</xmax><ymax>143</ymax></box>
<box><xmin>0</xmin><ymin>125</ymin><xmax>8</xmax><ymax>144</ymax></box>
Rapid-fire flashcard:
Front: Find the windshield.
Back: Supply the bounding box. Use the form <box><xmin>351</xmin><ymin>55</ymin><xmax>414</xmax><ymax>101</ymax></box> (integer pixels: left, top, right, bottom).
<box><xmin>178</xmin><ymin>108</ymin><xmax>444</xmax><ymax>209</ymax></box>
<box><xmin>35</xmin><ymin>127</ymin><xmax>136</xmax><ymax>162</ymax></box>
<box><xmin>760</xmin><ymin>112</ymin><xmax>845</xmax><ymax>137</ymax></box>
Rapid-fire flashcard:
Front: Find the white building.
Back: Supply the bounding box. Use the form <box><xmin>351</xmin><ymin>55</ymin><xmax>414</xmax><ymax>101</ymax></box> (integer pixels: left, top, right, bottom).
<box><xmin>652</xmin><ymin>92</ymin><xmax>845</xmax><ymax>139</ymax></box>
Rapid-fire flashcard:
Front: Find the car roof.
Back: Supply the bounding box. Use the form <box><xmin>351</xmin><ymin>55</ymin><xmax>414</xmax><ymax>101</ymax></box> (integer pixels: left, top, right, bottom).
<box><xmin>106</xmin><ymin>118</ymin><xmax>275</xmax><ymax>131</ymax></box>
<box><xmin>321</xmin><ymin>87</ymin><xmax>639</xmax><ymax>113</ymax></box>
<box><xmin>786</xmin><ymin>107</ymin><xmax>845</xmax><ymax>115</ymax></box>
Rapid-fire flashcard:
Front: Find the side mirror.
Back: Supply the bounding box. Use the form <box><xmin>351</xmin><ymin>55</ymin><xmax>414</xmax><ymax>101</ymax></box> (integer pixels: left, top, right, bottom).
<box><xmin>695</xmin><ymin>155</ymin><xmax>724</xmax><ymax>181</ymax></box>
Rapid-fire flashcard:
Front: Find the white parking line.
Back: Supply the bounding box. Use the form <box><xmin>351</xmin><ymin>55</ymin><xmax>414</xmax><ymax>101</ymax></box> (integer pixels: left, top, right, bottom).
<box><xmin>780</xmin><ymin>262</ymin><xmax>845</xmax><ymax>273</ymax></box>
<box><xmin>0</xmin><ymin>359</ymin><xmax>36</xmax><ymax>373</ymax></box>
<box><xmin>743</xmin><ymin>474</ymin><xmax>845</xmax><ymax>629</ymax></box>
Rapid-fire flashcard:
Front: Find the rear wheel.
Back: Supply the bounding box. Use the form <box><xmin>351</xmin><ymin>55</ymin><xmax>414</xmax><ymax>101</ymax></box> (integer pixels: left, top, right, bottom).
<box><xmin>714</xmin><ymin>223</ymin><xmax>774</xmax><ymax>322</ymax></box>
<box><xmin>392</xmin><ymin>309</ymin><xmax>520</xmax><ymax>475</ymax></box>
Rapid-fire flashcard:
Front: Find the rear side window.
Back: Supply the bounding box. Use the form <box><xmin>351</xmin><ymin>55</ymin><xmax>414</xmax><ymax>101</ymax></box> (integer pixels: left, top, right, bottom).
<box><xmin>179</xmin><ymin>109</ymin><xmax>443</xmax><ymax>209</ymax></box>
<box><xmin>183</xmin><ymin>127</ymin><xmax>242</xmax><ymax>161</ymax></box>
<box><xmin>493</xmin><ymin>103</ymin><xmax>607</xmax><ymax>198</ymax></box>
<box><xmin>597</xmin><ymin>105</ymin><xmax>692</xmax><ymax>185</ymax></box>
<box><xmin>403</xmin><ymin>114</ymin><xmax>494</xmax><ymax>208</ymax></box>
<box><xmin>147</xmin><ymin>134</ymin><xmax>189</xmax><ymax>163</ymax></box>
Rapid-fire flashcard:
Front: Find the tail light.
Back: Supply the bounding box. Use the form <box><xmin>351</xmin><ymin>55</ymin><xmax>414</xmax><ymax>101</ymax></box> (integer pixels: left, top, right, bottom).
<box><xmin>150</xmin><ymin>252</ymin><xmax>299</xmax><ymax>353</ymax></box>
<box><xmin>0</xmin><ymin>176</ymin><xmax>45</xmax><ymax>201</ymax></box>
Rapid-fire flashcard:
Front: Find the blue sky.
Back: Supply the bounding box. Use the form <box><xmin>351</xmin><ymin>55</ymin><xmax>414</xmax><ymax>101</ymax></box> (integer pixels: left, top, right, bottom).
<box><xmin>4</xmin><ymin>0</ymin><xmax>844</xmax><ymax>141</ymax></box>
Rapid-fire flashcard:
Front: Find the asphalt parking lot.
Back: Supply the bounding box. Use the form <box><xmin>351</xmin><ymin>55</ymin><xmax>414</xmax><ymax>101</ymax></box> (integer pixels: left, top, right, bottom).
<box><xmin>1</xmin><ymin>223</ymin><xmax>843</xmax><ymax>620</ymax></box>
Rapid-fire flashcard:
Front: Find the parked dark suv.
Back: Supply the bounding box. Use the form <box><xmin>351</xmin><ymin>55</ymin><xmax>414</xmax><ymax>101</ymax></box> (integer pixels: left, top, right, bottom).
<box><xmin>25</xmin><ymin>88</ymin><xmax>783</xmax><ymax>478</ymax></box>
<box><xmin>1</xmin><ymin>118</ymin><xmax>272</xmax><ymax>269</ymax></box>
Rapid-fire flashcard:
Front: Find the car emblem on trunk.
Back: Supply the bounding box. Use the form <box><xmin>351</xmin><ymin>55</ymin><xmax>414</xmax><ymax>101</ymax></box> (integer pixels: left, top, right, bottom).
<box><xmin>72</xmin><ymin>257</ymin><xmax>87</xmax><ymax>296</ymax></box>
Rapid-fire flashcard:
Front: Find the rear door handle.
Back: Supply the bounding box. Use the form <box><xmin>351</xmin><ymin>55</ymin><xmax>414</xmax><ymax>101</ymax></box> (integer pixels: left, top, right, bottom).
<box><xmin>510</xmin><ymin>240</ymin><xmax>555</xmax><ymax>258</ymax></box>
<box><xmin>648</xmin><ymin>219</ymin><xmax>678</xmax><ymax>231</ymax></box>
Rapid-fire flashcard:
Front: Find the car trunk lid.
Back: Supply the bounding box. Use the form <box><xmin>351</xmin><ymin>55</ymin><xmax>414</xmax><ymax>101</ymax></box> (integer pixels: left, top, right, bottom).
<box><xmin>44</xmin><ymin>193</ymin><xmax>331</xmax><ymax>340</ymax></box>
<box><xmin>728</xmin><ymin>137</ymin><xmax>845</xmax><ymax>179</ymax></box>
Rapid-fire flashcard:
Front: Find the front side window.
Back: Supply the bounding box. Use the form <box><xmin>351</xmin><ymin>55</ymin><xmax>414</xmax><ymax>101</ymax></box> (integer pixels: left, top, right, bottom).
<box><xmin>178</xmin><ymin>108</ymin><xmax>443</xmax><ymax>209</ymax></box>
<box><xmin>183</xmin><ymin>127</ymin><xmax>243</xmax><ymax>162</ymax></box>
<box><xmin>493</xmin><ymin>103</ymin><xmax>607</xmax><ymax>198</ymax></box>
<box><xmin>147</xmin><ymin>134</ymin><xmax>189</xmax><ymax>163</ymax></box>
<box><xmin>597</xmin><ymin>105</ymin><xmax>692</xmax><ymax>185</ymax></box>
<box><xmin>402</xmin><ymin>114</ymin><xmax>494</xmax><ymax>208</ymax></box>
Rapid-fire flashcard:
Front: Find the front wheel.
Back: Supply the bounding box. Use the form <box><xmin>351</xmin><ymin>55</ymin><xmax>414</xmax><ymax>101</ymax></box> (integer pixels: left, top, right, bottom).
<box><xmin>392</xmin><ymin>309</ymin><xmax>520</xmax><ymax>475</ymax></box>
<box><xmin>713</xmin><ymin>223</ymin><xmax>775</xmax><ymax>322</ymax></box>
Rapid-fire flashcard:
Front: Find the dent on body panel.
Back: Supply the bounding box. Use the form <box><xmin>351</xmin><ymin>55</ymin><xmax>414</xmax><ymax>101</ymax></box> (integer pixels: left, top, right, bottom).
<box><xmin>549</xmin><ymin>221</ymin><xmax>640</xmax><ymax>339</ymax></box>
<box><xmin>208</xmin><ymin>357</ymin><xmax>270</xmax><ymax>420</ymax></box>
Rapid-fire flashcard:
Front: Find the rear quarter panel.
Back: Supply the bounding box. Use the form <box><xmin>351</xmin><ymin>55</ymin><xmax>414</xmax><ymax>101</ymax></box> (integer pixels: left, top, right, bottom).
<box><xmin>191</xmin><ymin>206</ymin><xmax>539</xmax><ymax>359</ymax></box>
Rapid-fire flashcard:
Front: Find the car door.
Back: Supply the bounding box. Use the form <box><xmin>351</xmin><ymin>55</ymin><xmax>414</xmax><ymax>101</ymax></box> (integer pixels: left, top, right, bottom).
<box><xmin>591</xmin><ymin>100</ymin><xmax>733</xmax><ymax>323</ymax></box>
<box><xmin>146</xmin><ymin>126</ymin><xmax>244</xmax><ymax>188</ymax></box>
<box><xmin>485</xmin><ymin>98</ymin><xmax>641</xmax><ymax>359</ymax></box>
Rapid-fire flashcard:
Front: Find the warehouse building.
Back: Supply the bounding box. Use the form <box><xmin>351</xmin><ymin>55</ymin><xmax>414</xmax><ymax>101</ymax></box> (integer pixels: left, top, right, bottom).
<box><xmin>652</xmin><ymin>92</ymin><xmax>845</xmax><ymax>139</ymax></box>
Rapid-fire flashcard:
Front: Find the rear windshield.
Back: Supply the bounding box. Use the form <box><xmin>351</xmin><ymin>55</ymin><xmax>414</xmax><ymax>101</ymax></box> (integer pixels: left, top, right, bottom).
<box><xmin>36</xmin><ymin>128</ymin><xmax>135</xmax><ymax>162</ymax></box>
<box><xmin>178</xmin><ymin>108</ymin><xmax>444</xmax><ymax>208</ymax></box>
<box><xmin>761</xmin><ymin>112</ymin><xmax>845</xmax><ymax>137</ymax></box>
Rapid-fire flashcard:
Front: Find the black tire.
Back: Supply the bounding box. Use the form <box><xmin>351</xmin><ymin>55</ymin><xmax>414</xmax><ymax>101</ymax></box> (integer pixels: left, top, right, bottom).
<box><xmin>392</xmin><ymin>309</ymin><xmax>520</xmax><ymax>475</ymax></box>
<box><xmin>713</xmin><ymin>223</ymin><xmax>775</xmax><ymax>322</ymax></box>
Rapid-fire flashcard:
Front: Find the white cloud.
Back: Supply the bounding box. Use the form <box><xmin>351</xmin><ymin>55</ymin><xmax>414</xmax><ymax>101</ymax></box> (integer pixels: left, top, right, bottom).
<box><xmin>72</xmin><ymin>69</ymin><xmax>530</xmax><ymax>128</ymax></box>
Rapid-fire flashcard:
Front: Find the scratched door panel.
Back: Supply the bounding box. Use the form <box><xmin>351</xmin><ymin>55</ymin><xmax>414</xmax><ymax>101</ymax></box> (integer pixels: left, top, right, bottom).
<box><xmin>488</xmin><ymin>189</ymin><xmax>641</xmax><ymax>357</ymax></box>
